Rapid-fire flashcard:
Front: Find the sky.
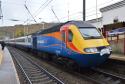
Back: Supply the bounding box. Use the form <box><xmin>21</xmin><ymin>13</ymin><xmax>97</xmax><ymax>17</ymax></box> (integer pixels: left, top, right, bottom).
<box><xmin>0</xmin><ymin>0</ymin><xmax>123</xmax><ymax>26</ymax></box>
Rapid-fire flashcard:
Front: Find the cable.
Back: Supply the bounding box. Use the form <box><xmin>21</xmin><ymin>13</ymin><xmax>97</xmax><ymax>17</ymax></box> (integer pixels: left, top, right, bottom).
<box><xmin>46</xmin><ymin>0</ymin><xmax>119</xmax><ymax>22</ymax></box>
<box><xmin>2</xmin><ymin>0</ymin><xmax>122</xmax><ymax>24</ymax></box>
<box><xmin>86</xmin><ymin>0</ymin><xmax>118</xmax><ymax>11</ymax></box>
<box><xmin>34</xmin><ymin>0</ymin><xmax>54</xmax><ymax>17</ymax></box>
<box><xmin>47</xmin><ymin>0</ymin><xmax>121</xmax><ymax>20</ymax></box>
<box><xmin>55</xmin><ymin>10</ymin><xmax>100</xmax><ymax>21</ymax></box>
<box><xmin>33</xmin><ymin>0</ymin><xmax>50</xmax><ymax>15</ymax></box>
<box><xmin>58</xmin><ymin>12</ymin><xmax>101</xmax><ymax>21</ymax></box>
<box><xmin>58</xmin><ymin>12</ymin><xmax>81</xmax><ymax>20</ymax></box>
<box><xmin>2</xmin><ymin>0</ymin><xmax>121</xmax><ymax>10</ymax></box>
<box><xmin>24</xmin><ymin>4</ymin><xmax>37</xmax><ymax>23</ymax></box>
<box><xmin>2</xmin><ymin>0</ymin><xmax>121</xmax><ymax>15</ymax></box>
<box><xmin>2</xmin><ymin>1</ymin><xmax>42</xmax><ymax>6</ymax></box>
<box><xmin>59</xmin><ymin>0</ymin><xmax>121</xmax><ymax>20</ymax></box>
<box><xmin>24</xmin><ymin>0</ymin><xmax>54</xmax><ymax>26</ymax></box>
<box><xmin>51</xmin><ymin>7</ymin><xmax>60</xmax><ymax>22</ymax></box>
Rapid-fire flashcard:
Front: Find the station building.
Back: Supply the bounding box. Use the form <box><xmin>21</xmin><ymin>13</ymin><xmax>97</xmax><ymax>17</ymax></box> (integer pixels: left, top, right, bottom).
<box><xmin>87</xmin><ymin>0</ymin><xmax>125</xmax><ymax>29</ymax></box>
<box><xmin>87</xmin><ymin>0</ymin><xmax>125</xmax><ymax>55</ymax></box>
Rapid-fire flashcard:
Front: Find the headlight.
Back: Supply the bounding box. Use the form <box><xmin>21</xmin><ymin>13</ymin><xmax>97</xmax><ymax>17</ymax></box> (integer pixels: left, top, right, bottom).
<box><xmin>84</xmin><ymin>48</ymin><xmax>99</xmax><ymax>53</ymax></box>
<box><xmin>107</xmin><ymin>46</ymin><xmax>112</xmax><ymax>51</ymax></box>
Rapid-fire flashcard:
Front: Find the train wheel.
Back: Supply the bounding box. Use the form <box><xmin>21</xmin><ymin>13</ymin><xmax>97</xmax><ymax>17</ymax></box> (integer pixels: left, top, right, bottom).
<box><xmin>52</xmin><ymin>55</ymin><xmax>58</xmax><ymax>64</ymax></box>
<box><xmin>42</xmin><ymin>53</ymin><xmax>52</xmax><ymax>61</ymax></box>
<box><xmin>66</xmin><ymin>60</ymin><xmax>79</xmax><ymax>71</ymax></box>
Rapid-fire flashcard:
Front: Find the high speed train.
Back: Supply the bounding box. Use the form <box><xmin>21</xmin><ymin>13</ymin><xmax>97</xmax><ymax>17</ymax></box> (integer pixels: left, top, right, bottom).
<box><xmin>6</xmin><ymin>21</ymin><xmax>112</xmax><ymax>68</ymax></box>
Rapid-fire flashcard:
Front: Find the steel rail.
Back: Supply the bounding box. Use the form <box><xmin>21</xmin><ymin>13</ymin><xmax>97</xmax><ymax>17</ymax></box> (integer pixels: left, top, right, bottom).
<box><xmin>9</xmin><ymin>50</ymin><xmax>33</xmax><ymax>84</ymax></box>
<box><xmin>9</xmin><ymin>47</ymin><xmax>64</xmax><ymax>84</ymax></box>
<box><xmin>17</xmin><ymin>48</ymin><xmax>64</xmax><ymax>84</ymax></box>
<box><xmin>91</xmin><ymin>67</ymin><xmax>125</xmax><ymax>83</ymax></box>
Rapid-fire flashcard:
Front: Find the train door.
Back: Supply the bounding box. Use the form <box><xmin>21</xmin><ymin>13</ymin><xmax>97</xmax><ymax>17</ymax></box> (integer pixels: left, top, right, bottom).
<box><xmin>61</xmin><ymin>28</ymin><xmax>73</xmax><ymax>53</ymax></box>
<box><xmin>33</xmin><ymin>36</ymin><xmax>37</xmax><ymax>49</ymax></box>
<box><xmin>61</xmin><ymin>30</ymin><xmax>67</xmax><ymax>45</ymax></box>
<box><xmin>61</xmin><ymin>28</ymin><xmax>68</xmax><ymax>55</ymax></box>
<box><xmin>61</xmin><ymin>30</ymin><xmax>66</xmax><ymax>45</ymax></box>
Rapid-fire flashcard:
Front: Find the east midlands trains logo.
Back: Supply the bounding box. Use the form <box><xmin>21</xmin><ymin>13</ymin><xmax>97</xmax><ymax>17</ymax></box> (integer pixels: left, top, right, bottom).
<box><xmin>37</xmin><ymin>40</ymin><xmax>46</xmax><ymax>44</ymax></box>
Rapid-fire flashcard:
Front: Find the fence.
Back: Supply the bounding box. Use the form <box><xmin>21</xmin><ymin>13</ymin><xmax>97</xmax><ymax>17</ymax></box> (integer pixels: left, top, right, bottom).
<box><xmin>106</xmin><ymin>33</ymin><xmax>125</xmax><ymax>55</ymax></box>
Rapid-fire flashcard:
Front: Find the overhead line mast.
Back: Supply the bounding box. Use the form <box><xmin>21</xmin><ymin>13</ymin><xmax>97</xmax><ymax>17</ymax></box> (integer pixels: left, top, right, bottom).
<box><xmin>83</xmin><ymin>0</ymin><xmax>85</xmax><ymax>21</ymax></box>
<box><xmin>0</xmin><ymin>1</ymin><xmax>3</xmax><ymax>23</ymax></box>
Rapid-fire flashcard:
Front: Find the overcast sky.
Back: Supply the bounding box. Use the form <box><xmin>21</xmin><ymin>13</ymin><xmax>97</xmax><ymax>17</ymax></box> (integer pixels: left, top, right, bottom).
<box><xmin>0</xmin><ymin>0</ymin><xmax>122</xmax><ymax>26</ymax></box>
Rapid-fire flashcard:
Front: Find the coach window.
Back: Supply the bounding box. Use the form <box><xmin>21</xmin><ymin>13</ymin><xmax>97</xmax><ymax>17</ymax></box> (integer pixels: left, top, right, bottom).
<box><xmin>17</xmin><ymin>39</ymin><xmax>25</xmax><ymax>42</ymax></box>
<box><xmin>68</xmin><ymin>30</ymin><xmax>73</xmax><ymax>42</ymax></box>
<box><xmin>28</xmin><ymin>38</ymin><xmax>31</xmax><ymax>43</ymax></box>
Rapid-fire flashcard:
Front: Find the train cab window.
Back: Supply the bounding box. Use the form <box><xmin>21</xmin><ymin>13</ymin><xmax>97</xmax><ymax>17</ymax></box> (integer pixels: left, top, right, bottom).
<box><xmin>68</xmin><ymin>31</ymin><xmax>73</xmax><ymax>42</ymax></box>
<box><xmin>62</xmin><ymin>32</ymin><xmax>65</xmax><ymax>42</ymax></box>
<box><xmin>79</xmin><ymin>28</ymin><xmax>102</xmax><ymax>40</ymax></box>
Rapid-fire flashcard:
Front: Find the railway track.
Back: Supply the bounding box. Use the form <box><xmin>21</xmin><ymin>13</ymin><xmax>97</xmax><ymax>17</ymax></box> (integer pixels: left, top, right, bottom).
<box><xmin>8</xmin><ymin>47</ymin><xmax>64</xmax><ymax>84</ymax></box>
<box><xmin>66</xmin><ymin>67</ymin><xmax>125</xmax><ymax>84</ymax></box>
<box><xmin>8</xmin><ymin>47</ymin><xmax>125</xmax><ymax>84</ymax></box>
<box><xmin>89</xmin><ymin>68</ymin><xmax>125</xmax><ymax>84</ymax></box>
<box><xmin>84</xmin><ymin>59</ymin><xmax>125</xmax><ymax>84</ymax></box>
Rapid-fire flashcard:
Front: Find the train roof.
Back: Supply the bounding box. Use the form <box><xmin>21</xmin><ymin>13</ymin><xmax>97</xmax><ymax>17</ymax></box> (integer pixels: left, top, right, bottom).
<box><xmin>67</xmin><ymin>21</ymin><xmax>94</xmax><ymax>28</ymax></box>
<box><xmin>32</xmin><ymin>21</ymin><xmax>95</xmax><ymax>35</ymax></box>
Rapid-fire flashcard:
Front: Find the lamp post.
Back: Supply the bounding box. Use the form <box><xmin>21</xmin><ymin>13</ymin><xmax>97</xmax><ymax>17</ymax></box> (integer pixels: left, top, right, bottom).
<box><xmin>96</xmin><ymin>0</ymin><xmax>98</xmax><ymax>21</ymax></box>
<box><xmin>41</xmin><ymin>22</ymin><xmax>45</xmax><ymax>30</ymax></box>
<box><xmin>39</xmin><ymin>18</ymin><xmax>45</xmax><ymax>30</ymax></box>
<box><xmin>83</xmin><ymin>0</ymin><xmax>85</xmax><ymax>21</ymax></box>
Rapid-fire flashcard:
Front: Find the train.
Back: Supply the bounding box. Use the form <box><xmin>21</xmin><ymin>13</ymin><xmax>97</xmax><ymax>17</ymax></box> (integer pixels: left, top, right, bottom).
<box><xmin>6</xmin><ymin>21</ymin><xmax>112</xmax><ymax>68</ymax></box>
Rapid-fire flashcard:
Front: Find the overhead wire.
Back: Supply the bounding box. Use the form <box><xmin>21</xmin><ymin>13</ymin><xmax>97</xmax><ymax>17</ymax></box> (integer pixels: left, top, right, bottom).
<box><xmin>32</xmin><ymin>0</ymin><xmax>50</xmax><ymax>15</ymax></box>
<box><xmin>52</xmin><ymin>0</ymin><xmax>117</xmax><ymax>21</ymax></box>
<box><xmin>51</xmin><ymin>7</ymin><xmax>60</xmax><ymax>22</ymax></box>
<box><xmin>2</xmin><ymin>0</ymin><xmax>122</xmax><ymax>24</ymax></box>
<box><xmin>24</xmin><ymin>4</ymin><xmax>37</xmax><ymax>23</ymax></box>
<box><xmin>33</xmin><ymin>0</ymin><xmax>55</xmax><ymax>17</ymax></box>
<box><xmin>52</xmin><ymin>12</ymin><xmax>101</xmax><ymax>22</ymax></box>
<box><xmin>2</xmin><ymin>0</ymin><xmax>120</xmax><ymax>11</ymax></box>
<box><xmin>23</xmin><ymin>0</ymin><xmax>54</xmax><ymax>23</ymax></box>
<box><xmin>2</xmin><ymin>0</ymin><xmax>118</xmax><ymax>16</ymax></box>
<box><xmin>37</xmin><ymin>0</ymin><xmax>117</xmax><ymax>22</ymax></box>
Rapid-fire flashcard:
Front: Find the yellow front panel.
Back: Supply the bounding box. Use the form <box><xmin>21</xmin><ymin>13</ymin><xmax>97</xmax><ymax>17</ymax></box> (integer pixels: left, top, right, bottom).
<box><xmin>68</xmin><ymin>25</ymin><xmax>110</xmax><ymax>54</ymax></box>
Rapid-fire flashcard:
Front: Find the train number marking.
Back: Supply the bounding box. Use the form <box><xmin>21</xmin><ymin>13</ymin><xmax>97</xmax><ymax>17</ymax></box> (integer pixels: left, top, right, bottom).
<box><xmin>100</xmin><ymin>48</ymin><xmax>110</xmax><ymax>56</ymax></box>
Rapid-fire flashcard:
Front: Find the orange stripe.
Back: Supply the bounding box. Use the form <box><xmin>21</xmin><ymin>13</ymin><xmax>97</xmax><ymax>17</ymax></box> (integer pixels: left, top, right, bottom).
<box><xmin>67</xmin><ymin>42</ymin><xmax>82</xmax><ymax>53</ymax></box>
<box><xmin>42</xmin><ymin>31</ymin><xmax>82</xmax><ymax>53</ymax></box>
<box><xmin>43</xmin><ymin>32</ymin><xmax>62</xmax><ymax>40</ymax></box>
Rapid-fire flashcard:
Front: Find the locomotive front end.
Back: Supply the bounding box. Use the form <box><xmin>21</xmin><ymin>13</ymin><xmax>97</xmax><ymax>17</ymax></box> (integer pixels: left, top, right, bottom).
<box><xmin>61</xmin><ymin>21</ymin><xmax>112</xmax><ymax>67</ymax></box>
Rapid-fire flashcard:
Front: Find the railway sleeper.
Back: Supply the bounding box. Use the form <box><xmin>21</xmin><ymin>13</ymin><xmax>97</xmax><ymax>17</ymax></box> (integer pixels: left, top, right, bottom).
<box><xmin>28</xmin><ymin>73</ymin><xmax>47</xmax><ymax>77</ymax></box>
<box><xmin>31</xmin><ymin>77</ymin><xmax>50</xmax><ymax>83</ymax></box>
<box><xmin>89</xmin><ymin>71</ymin><xmax>122</xmax><ymax>84</ymax></box>
<box><xmin>29</xmin><ymin>71</ymin><xmax>44</xmax><ymax>74</ymax></box>
<box><xmin>29</xmin><ymin>75</ymin><xmax>47</xmax><ymax>80</ymax></box>
<box><xmin>40</xmin><ymin>80</ymin><xmax>56</xmax><ymax>84</ymax></box>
